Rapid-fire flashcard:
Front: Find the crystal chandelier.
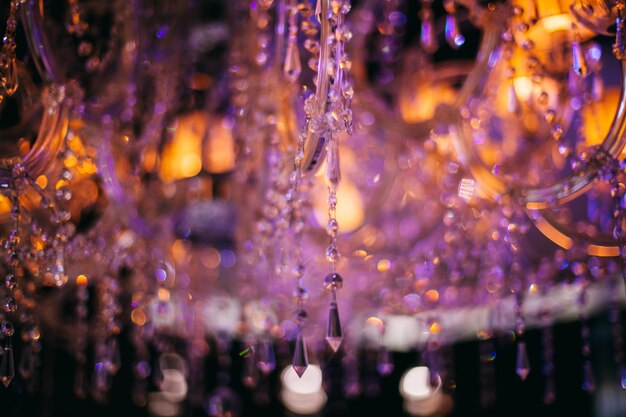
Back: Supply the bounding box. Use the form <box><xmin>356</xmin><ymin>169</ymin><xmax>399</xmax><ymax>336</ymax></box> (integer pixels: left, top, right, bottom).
<box><xmin>1</xmin><ymin>0</ymin><xmax>626</xmax><ymax>416</ymax></box>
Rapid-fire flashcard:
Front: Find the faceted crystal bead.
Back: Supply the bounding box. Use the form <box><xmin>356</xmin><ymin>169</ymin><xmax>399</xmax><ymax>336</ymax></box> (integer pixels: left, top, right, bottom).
<box><xmin>292</xmin><ymin>331</ymin><xmax>309</xmax><ymax>378</ymax></box>
<box><xmin>621</xmin><ymin>365</ymin><xmax>626</xmax><ymax>389</ymax></box>
<box><xmin>516</xmin><ymin>341</ymin><xmax>530</xmax><ymax>381</ymax></box>
<box><xmin>293</xmin><ymin>309</ymin><xmax>308</xmax><ymax>326</ymax></box>
<box><xmin>323</xmin><ymin>272</ymin><xmax>344</xmax><ymax>290</ymax></box>
<box><xmin>4</xmin><ymin>273</ymin><xmax>16</xmax><ymax>291</ymax></box>
<box><xmin>3</xmin><ymin>297</ymin><xmax>16</xmax><ymax>313</ymax></box>
<box><xmin>572</xmin><ymin>41</ymin><xmax>588</xmax><ymax>77</ymax></box>
<box><xmin>326</xmin><ymin>301</ymin><xmax>343</xmax><ymax>352</ymax></box>
<box><xmin>0</xmin><ymin>341</ymin><xmax>14</xmax><ymax>388</ymax></box>
<box><xmin>1</xmin><ymin>321</ymin><xmax>14</xmax><ymax>337</ymax></box>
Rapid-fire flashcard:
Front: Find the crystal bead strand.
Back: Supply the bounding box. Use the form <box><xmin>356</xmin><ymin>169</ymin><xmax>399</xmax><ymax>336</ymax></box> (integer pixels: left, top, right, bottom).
<box><xmin>0</xmin><ymin>0</ymin><xmax>21</xmax><ymax>101</ymax></box>
<box><xmin>577</xmin><ymin>285</ymin><xmax>595</xmax><ymax>393</ymax></box>
<box><xmin>0</xmin><ymin>165</ymin><xmax>25</xmax><ymax>388</ymax></box>
<box><xmin>608</xmin><ymin>276</ymin><xmax>626</xmax><ymax>388</ymax></box>
<box><xmin>72</xmin><ymin>274</ymin><xmax>90</xmax><ymax>398</ymax></box>
<box><xmin>506</xmin><ymin>210</ymin><xmax>530</xmax><ymax>381</ymax></box>
<box><xmin>284</xmin><ymin>0</ymin><xmax>302</xmax><ymax>81</ymax></box>
<box><xmin>300</xmin><ymin>0</ymin><xmax>320</xmax><ymax>72</ymax></box>
<box><xmin>540</xmin><ymin>311</ymin><xmax>555</xmax><ymax>404</ymax></box>
<box><xmin>609</xmin><ymin>161</ymin><xmax>626</xmax><ymax>389</ymax></box>
<box><xmin>290</xmin><ymin>116</ymin><xmax>310</xmax><ymax>378</ymax></box>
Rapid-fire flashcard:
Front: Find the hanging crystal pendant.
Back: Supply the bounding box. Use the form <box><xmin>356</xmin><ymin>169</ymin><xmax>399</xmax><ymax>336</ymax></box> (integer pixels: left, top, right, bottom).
<box><xmin>257</xmin><ymin>340</ymin><xmax>276</xmax><ymax>375</ymax></box>
<box><xmin>18</xmin><ymin>344</ymin><xmax>36</xmax><ymax>380</ymax></box>
<box><xmin>0</xmin><ymin>339</ymin><xmax>15</xmax><ymax>388</ymax></box>
<box><xmin>507</xmin><ymin>81</ymin><xmax>521</xmax><ymax>114</ymax></box>
<box><xmin>326</xmin><ymin>300</ymin><xmax>343</xmax><ymax>352</ymax></box>
<box><xmin>515</xmin><ymin>340</ymin><xmax>530</xmax><ymax>381</ymax></box>
<box><xmin>572</xmin><ymin>41</ymin><xmax>588</xmax><ymax>77</ymax></box>
<box><xmin>621</xmin><ymin>365</ymin><xmax>626</xmax><ymax>389</ymax></box>
<box><xmin>420</xmin><ymin>16</ymin><xmax>438</xmax><ymax>54</ymax></box>
<box><xmin>445</xmin><ymin>14</ymin><xmax>464</xmax><ymax>49</ymax></box>
<box><xmin>376</xmin><ymin>346</ymin><xmax>394</xmax><ymax>376</ymax></box>
<box><xmin>4</xmin><ymin>59</ymin><xmax>18</xmax><ymax>96</ymax></box>
<box><xmin>582</xmin><ymin>360</ymin><xmax>595</xmax><ymax>392</ymax></box>
<box><xmin>108</xmin><ymin>338</ymin><xmax>122</xmax><ymax>375</ymax></box>
<box><xmin>292</xmin><ymin>331</ymin><xmax>309</xmax><ymax>377</ymax></box>
<box><xmin>284</xmin><ymin>42</ymin><xmax>302</xmax><ymax>81</ymax></box>
<box><xmin>242</xmin><ymin>353</ymin><xmax>260</xmax><ymax>388</ymax></box>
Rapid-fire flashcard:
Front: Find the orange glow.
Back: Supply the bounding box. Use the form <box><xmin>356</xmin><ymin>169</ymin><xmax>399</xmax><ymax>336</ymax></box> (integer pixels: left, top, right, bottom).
<box><xmin>158</xmin><ymin>288</ymin><xmax>171</xmax><ymax>302</ymax></box>
<box><xmin>76</xmin><ymin>274</ymin><xmax>89</xmax><ymax>286</ymax></box>
<box><xmin>131</xmin><ymin>309</ymin><xmax>147</xmax><ymax>326</ymax></box>
<box><xmin>425</xmin><ymin>289</ymin><xmax>440</xmax><ymax>303</ymax></box>
<box><xmin>429</xmin><ymin>321</ymin><xmax>441</xmax><ymax>334</ymax></box>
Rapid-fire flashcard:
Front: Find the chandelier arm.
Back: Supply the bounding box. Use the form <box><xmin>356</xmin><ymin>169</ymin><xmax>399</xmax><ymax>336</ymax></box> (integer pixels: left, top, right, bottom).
<box><xmin>302</xmin><ymin>0</ymin><xmax>331</xmax><ymax>174</ymax></box>
<box><xmin>449</xmin><ymin>17</ymin><xmax>626</xmax><ymax>208</ymax></box>
<box><xmin>0</xmin><ymin>84</ymin><xmax>69</xmax><ymax>187</ymax></box>
<box><xmin>21</xmin><ymin>0</ymin><xmax>66</xmax><ymax>84</ymax></box>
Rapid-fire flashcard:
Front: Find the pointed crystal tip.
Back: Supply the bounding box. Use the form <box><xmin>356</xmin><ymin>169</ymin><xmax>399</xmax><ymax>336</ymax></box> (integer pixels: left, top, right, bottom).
<box><xmin>293</xmin><ymin>364</ymin><xmax>308</xmax><ymax>378</ymax></box>
<box><xmin>326</xmin><ymin>336</ymin><xmax>343</xmax><ymax>353</ymax></box>
<box><xmin>515</xmin><ymin>341</ymin><xmax>530</xmax><ymax>381</ymax></box>
<box><xmin>0</xmin><ymin>376</ymin><xmax>13</xmax><ymax>388</ymax></box>
<box><xmin>516</xmin><ymin>367</ymin><xmax>530</xmax><ymax>381</ymax></box>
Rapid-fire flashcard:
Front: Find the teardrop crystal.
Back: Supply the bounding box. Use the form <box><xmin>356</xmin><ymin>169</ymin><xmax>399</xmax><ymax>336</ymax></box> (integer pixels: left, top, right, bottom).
<box><xmin>292</xmin><ymin>331</ymin><xmax>309</xmax><ymax>378</ymax></box>
<box><xmin>507</xmin><ymin>81</ymin><xmax>521</xmax><ymax>114</ymax></box>
<box><xmin>325</xmin><ymin>139</ymin><xmax>341</xmax><ymax>187</ymax></box>
<box><xmin>18</xmin><ymin>345</ymin><xmax>36</xmax><ymax>380</ymax></box>
<box><xmin>582</xmin><ymin>360</ymin><xmax>595</xmax><ymax>392</ymax></box>
<box><xmin>326</xmin><ymin>301</ymin><xmax>343</xmax><ymax>352</ymax></box>
<box><xmin>515</xmin><ymin>340</ymin><xmax>530</xmax><ymax>381</ymax></box>
<box><xmin>4</xmin><ymin>59</ymin><xmax>18</xmax><ymax>96</ymax></box>
<box><xmin>0</xmin><ymin>340</ymin><xmax>15</xmax><ymax>388</ymax></box>
<box><xmin>257</xmin><ymin>340</ymin><xmax>276</xmax><ymax>375</ymax></box>
<box><xmin>572</xmin><ymin>41</ymin><xmax>588</xmax><ymax>77</ymax></box>
<box><xmin>445</xmin><ymin>14</ymin><xmax>464</xmax><ymax>49</ymax></box>
<box><xmin>420</xmin><ymin>17</ymin><xmax>438</xmax><ymax>54</ymax></box>
<box><xmin>620</xmin><ymin>365</ymin><xmax>626</xmax><ymax>389</ymax></box>
<box><xmin>284</xmin><ymin>42</ymin><xmax>302</xmax><ymax>81</ymax></box>
<box><xmin>242</xmin><ymin>354</ymin><xmax>259</xmax><ymax>388</ymax></box>
<box><xmin>376</xmin><ymin>346</ymin><xmax>394</xmax><ymax>376</ymax></box>
<box><xmin>108</xmin><ymin>338</ymin><xmax>122</xmax><ymax>375</ymax></box>
<box><xmin>315</xmin><ymin>0</ymin><xmax>322</xmax><ymax>22</ymax></box>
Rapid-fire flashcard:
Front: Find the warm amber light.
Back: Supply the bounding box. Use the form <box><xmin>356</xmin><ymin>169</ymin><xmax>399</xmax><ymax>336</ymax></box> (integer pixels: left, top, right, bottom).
<box><xmin>76</xmin><ymin>274</ymin><xmax>89</xmax><ymax>286</ymax></box>
<box><xmin>158</xmin><ymin>288</ymin><xmax>171</xmax><ymax>302</ymax></box>
<box><xmin>314</xmin><ymin>178</ymin><xmax>365</xmax><ymax>234</ymax></box>
<box><xmin>131</xmin><ymin>309</ymin><xmax>147</xmax><ymax>326</ymax></box>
